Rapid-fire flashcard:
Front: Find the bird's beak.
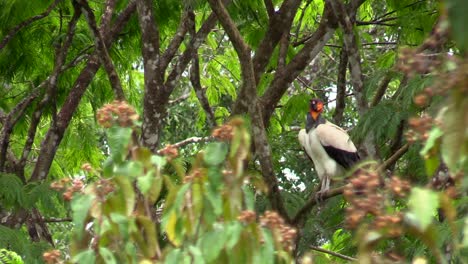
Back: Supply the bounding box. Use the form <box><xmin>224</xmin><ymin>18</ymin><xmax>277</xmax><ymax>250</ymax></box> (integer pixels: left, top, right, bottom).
<box><xmin>310</xmin><ymin>110</ymin><xmax>320</xmax><ymax>121</ymax></box>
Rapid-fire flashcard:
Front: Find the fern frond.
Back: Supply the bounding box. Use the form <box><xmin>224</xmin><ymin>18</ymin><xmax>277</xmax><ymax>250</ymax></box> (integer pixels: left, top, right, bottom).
<box><xmin>0</xmin><ymin>248</ymin><xmax>24</xmax><ymax>264</ymax></box>
<box><xmin>0</xmin><ymin>173</ymin><xmax>25</xmax><ymax>209</ymax></box>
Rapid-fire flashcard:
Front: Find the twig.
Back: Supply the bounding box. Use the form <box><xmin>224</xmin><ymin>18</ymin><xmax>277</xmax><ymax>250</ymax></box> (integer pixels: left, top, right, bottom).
<box><xmin>370</xmin><ymin>72</ymin><xmax>393</xmax><ymax>107</ymax></box>
<box><xmin>333</xmin><ymin>47</ymin><xmax>348</xmax><ymax>124</ymax></box>
<box><xmin>0</xmin><ymin>0</ymin><xmax>62</xmax><ymax>50</ymax></box>
<box><xmin>43</xmin><ymin>217</ymin><xmax>72</xmax><ymax>223</ymax></box>
<box><xmin>168</xmin><ymin>92</ymin><xmax>191</xmax><ymax>105</ymax></box>
<box><xmin>76</xmin><ymin>0</ymin><xmax>125</xmax><ymax>100</ymax></box>
<box><xmin>377</xmin><ymin>143</ymin><xmax>410</xmax><ymax>172</ymax></box>
<box><xmin>188</xmin><ymin>11</ymin><xmax>216</xmax><ymax>127</ymax></box>
<box><xmin>310</xmin><ymin>245</ymin><xmax>358</xmax><ymax>261</ymax></box>
<box><xmin>157</xmin><ymin>136</ymin><xmax>213</xmax><ymax>154</ymax></box>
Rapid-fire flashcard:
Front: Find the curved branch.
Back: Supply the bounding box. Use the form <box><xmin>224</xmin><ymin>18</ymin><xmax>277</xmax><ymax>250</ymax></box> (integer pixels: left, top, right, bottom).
<box><xmin>208</xmin><ymin>0</ymin><xmax>290</xmax><ymax>220</ymax></box>
<box><xmin>309</xmin><ymin>245</ymin><xmax>358</xmax><ymax>261</ymax></box>
<box><xmin>77</xmin><ymin>0</ymin><xmax>125</xmax><ymax>100</ymax></box>
<box><xmin>0</xmin><ymin>0</ymin><xmax>62</xmax><ymax>51</ymax></box>
<box><xmin>333</xmin><ymin>48</ymin><xmax>348</xmax><ymax>124</ymax></box>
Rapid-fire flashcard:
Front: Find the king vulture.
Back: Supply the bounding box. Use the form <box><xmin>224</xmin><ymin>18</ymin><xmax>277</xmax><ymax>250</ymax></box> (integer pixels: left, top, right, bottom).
<box><xmin>298</xmin><ymin>98</ymin><xmax>360</xmax><ymax>197</ymax></box>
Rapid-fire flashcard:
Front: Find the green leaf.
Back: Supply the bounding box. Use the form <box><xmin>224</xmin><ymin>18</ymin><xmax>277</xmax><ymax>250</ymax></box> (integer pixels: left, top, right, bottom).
<box><xmin>257</xmin><ymin>229</ymin><xmax>274</xmax><ymax>263</ymax></box>
<box><xmin>225</xmin><ymin>222</ymin><xmax>243</xmax><ymax>250</ymax></box>
<box><xmin>110</xmin><ymin>213</ymin><xmax>131</xmax><ymax>240</ymax></box>
<box><xmin>151</xmin><ymin>155</ymin><xmax>167</xmax><ymax>168</ymax></box>
<box><xmin>420</xmin><ymin>127</ymin><xmax>443</xmax><ymax>176</ymax></box>
<box><xmin>137</xmin><ymin>170</ymin><xmax>155</xmax><ymax>195</ymax></box>
<box><xmin>242</xmin><ymin>186</ymin><xmax>255</xmax><ymax>210</ymax></box>
<box><xmin>421</xmin><ymin>127</ymin><xmax>443</xmax><ymax>156</ymax></box>
<box><xmin>462</xmin><ymin>217</ymin><xmax>468</xmax><ymax>248</ymax></box>
<box><xmin>165</xmin><ymin>249</ymin><xmax>183</xmax><ymax>264</ymax></box>
<box><xmin>447</xmin><ymin>0</ymin><xmax>468</xmax><ymax>52</ymax></box>
<box><xmin>147</xmin><ymin>175</ymin><xmax>164</xmax><ymax>204</ymax></box>
<box><xmin>99</xmin><ymin>247</ymin><xmax>117</xmax><ymax>264</ymax></box>
<box><xmin>376</xmin><ymin>51</ymin><xmax>396</xmax><ymax>69</ymax></box>
<box><xmin>201</xmin><ymin>229</ymin><xmax>227</xmax><ymax>262</ymax></box>
<box><xmin>114</xmin><ymin>176</ymin><xmax>136</xmax><ymax>216</ymax></box>
<box><xmin>406</xmin><ymin>187</ymin><xmax>439</xmax><ymax>232</ymax></box>
<box><xmin>71</xmin><ymin>194</ymin><xmax>94</xmax><ymax>238</ymax></box>
<box><xmin>107</xmin><ymin>126</ymin><xmax>132</xmax><ymax>161</ymax></box>
<box><xmin>188</xmin><ymin>246</ymin><xmax>205</xmax><ymax>264</ymax></box>
<box><xmin>73</xmin><ymin>249</ymin><xmax>96</xmax><ymax>264</ymax></box>
<box><xmin>204</xmin><ymin>142</ymin><xmax>228</xmax><ymax>166</ymax></box>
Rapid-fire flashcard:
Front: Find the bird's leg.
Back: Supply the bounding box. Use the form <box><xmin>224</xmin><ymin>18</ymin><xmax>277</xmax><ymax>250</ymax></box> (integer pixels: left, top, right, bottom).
<box><xmin>315</xmin><ymin>176</ymin><xmax>330</xmax><ymax>202</ymax></box>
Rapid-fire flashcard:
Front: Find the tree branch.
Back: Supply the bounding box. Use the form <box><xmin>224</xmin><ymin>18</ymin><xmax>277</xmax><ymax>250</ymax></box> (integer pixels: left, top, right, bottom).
<box><xmin>263</xmin><ymin>0</ymin><xmax>275</xmax><ymax>19</ymax></box>
<box><xmin>0</xmin><ymin>89</ymin><xmax>41</xmax><ymax>171</ymax></box>
<box><xmin>327</xmin><ymin>0</ymin><xmax>366</xmax><ymax>115</ymax></box>
<box><xmin>157</xmin><ymin>136</ymin><xmax>213</xmax><ymax>153</ymax></box>
<box><xmin>159</xmin><ymin>12</ymin><xmax>189</xmax><ymax>71</ymax></box>
<box><xmin>277</xmin><ymin>32</ymin><xmax>289</xmax><ymax>70</ymax></box>
<box><xmin>77</xmin><ymin>0</ymin><xmax>125</xmax><ymax>100</ymax></box>
<box><xmin>208</xmin><ymin>0</ymin><xmax>290</xmax><ymax>220</ymax></box>
<box><xmin>30</xmin><ymin>0</ymin><xmax>137</xmax><ymax>182</ymax></box>
<box><xmin>309</xmin><ymin>245</ymin><xmax>358</xmax><ymax>261</ymax></box>
<box><xmin>188</xmin><ymin>11</ymin><xmax>216</xmax><ymax>127</ymax></box>
<box><xmin>19</xmin><ymin>4</ymin><xmax>82</xmax><ymax>173</ymax></box>
<box><xmin>378</xmin><ymin>143</ymin><xmax>409</xmax><ymax>172</ymax></box>
<box><xmin>260</xmin><ymin>2</ymin><xmax>338</xmax><ymax>124</ymax></box>
<box><xmin>333</xmin><ymin>48</ymin><xmax>348</xmax><ymax>125</ymax></box>
<box><xmin>370</xmin><ymin>72</ymin><xmax>393</xmax><ymax>107</ymax></box>
<box><xmin>0</xmin><ymin>0</ymin><xmax>62</xmax><ymax>51</ymax></box>
<box><xmin>251</xmin><ymin>0</ymin><xmax>302</xmax><ymax>86</ymax></box>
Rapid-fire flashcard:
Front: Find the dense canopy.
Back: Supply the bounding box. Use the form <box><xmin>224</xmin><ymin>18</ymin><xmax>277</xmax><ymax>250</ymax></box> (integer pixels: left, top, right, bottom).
<box><xmin>0</xmin><ymin>0</ymin><xmax>467</xmax><ymax>263</ymax></box>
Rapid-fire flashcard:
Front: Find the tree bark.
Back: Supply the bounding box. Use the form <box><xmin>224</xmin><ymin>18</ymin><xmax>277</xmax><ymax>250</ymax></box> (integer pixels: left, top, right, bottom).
<box><xmin>30</xmin><ymin>1</ymin><xmax>137</xmax><ymax>182</ymax></box>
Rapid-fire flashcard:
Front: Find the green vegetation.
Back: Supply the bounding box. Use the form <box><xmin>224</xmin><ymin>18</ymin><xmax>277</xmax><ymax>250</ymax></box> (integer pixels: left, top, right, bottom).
<box><xmin>0</xmin><ymin>0</ymin><xmax>467</xmax><ymax>263</ymax></box>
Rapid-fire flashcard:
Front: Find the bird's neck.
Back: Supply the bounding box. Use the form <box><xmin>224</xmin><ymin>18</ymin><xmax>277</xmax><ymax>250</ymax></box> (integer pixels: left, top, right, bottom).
<box><xmin>306</xmin><ymin>112</ymin><xmax>325</xmax><ymax>132</ymax></box>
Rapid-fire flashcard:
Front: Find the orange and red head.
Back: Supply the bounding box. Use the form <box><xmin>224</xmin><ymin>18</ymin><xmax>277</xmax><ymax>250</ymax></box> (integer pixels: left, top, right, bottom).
<box><xmin>309</xmin><ymin>98</ymin><xmax>324</xmax><ymax>121</ymax></box>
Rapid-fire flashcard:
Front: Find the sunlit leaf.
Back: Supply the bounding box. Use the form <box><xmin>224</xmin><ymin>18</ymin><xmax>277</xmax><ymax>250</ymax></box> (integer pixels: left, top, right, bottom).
<box><xmin>201</xmin><ymin>228</ymin><xmax>227</xmax><ymax>262</ymax></box>
<box><xmin>447</xmin><ymin>0</ymin><xmax>468</xmax><ymax>51</ymax></box>
<box><xmin>406</xmin><ymin>187</ymin><xmax>439</xmax><ymax>232</ymax></box>
<box><xmin>71</xmin><ymin>194</ymin><xmax>94</xmax><ymax>238</ymax></box>
<box><xmin>204</xmin><ymin>142</ymin><xmax>228</xmax><ymax>166</ymax></box>
<box><xmin>137</xmin><ymin>170</ymin><xmax>155</xmax><ymax>195</ymax></box>
<box><xmin>164</xmin><ymin>210</ymin><xmax>181</xmax><ymax>247</ymax></box>
<box><xmin>462</xmin><ymin>217</ymin><xmax>468</xmax><ymax>248</ymax></box>
<box><xmin>107</xmin><ymin>126</ymin><xmax>132</xmax><ymax>162</ymax></box>
<box><xmin>99</xmin><ymin>247</ymin><xmax>117</xmax><ymax>264</ymax></box>
<box><xmin>72</xmin><ymin>249</ymin><xmax>96</xmax><ymax>264</ymax></box>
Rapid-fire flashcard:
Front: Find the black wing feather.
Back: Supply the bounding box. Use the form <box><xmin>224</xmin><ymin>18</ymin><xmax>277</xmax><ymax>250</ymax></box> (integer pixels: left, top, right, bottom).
<box><xmin>323</xmin><ymin>146</ymin><xmax>360</xmax><ymax>169</ymax></box>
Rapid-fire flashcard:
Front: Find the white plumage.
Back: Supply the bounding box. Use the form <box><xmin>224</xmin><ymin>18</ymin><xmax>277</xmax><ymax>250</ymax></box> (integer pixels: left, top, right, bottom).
<box><xmin>298</xmin><ymin>99</ymin><xmax>360</xmax><ymax>196</ymax></box>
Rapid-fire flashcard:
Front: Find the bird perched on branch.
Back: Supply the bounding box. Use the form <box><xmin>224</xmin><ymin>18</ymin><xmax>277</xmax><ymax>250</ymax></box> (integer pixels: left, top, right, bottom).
<box><xmin>298</xmin><ymin>98</ymin><xmax>360</xmax><ymax>199</ymax></box>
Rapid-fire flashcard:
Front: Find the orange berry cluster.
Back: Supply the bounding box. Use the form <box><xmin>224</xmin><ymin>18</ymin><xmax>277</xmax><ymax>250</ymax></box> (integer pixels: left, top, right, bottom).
<box><xmin>183</xmin><ymin>168</ymin><xmax>203</xmax><ymax>183</ymax></box>
<box><xmin>397</xmin><ymin>48</ymin><xmax>438</xmax><ymax>76</ymax></box>
<box><xmin>260</xmin><ymin>210</ymin><xmax>297</xmax><ymax>251</ymax></box>
<box><xmin>388</xmin><ymin>176</ymin><xmax>411</xmax><ymax>197</ymax></box>
<box><xmin>81</xmin><ymin>163</ymin><xmax>93</xmax><ymax>172</ymax></box>
<box><xmin>344</xmin><ymin>170</ymin><xmax>383</xmax><ymax>229</ymax></box>
<box><xmin>405</xmin><ymin>115</ymin><xmax>434</xmax><ymax>143</ymax></box>
<box><xmin>212</xmin><ymin>124</ymin><xmax>234</xmax><ymax>141</ymax></box>
<box><xmin>95</xmin><ymin>178</ymin><xmax>115</xmax><ymax>199</ymax></box>
<box><xmin>43</xmin><ymin>249</ymin><xmax>61</xmax><ymax>264</ymax></box>
<box><xmin>237</xmin><ymin>210</ymin><xmax>256</xmax><ymax>224</ymax></box>
<box><xmin>344</xmin><ymin>170</ymin><xmax>413</xmax><ymax>238</ymax></box>
<box><xmin>96</xmin><ymin>100</ymin><xmax>139</xmax><ymax>128</ymax></box>
<box><xmin>373</xmin><ymin>214</ymin><xmax>403</xmax><ymax>237</ymax></box>
<box><xmin>50</xmin><ymin>178</ymin><xmax>84</xmax><ymax>201</ymax></box>
<box><xmin>159</xmin><ymin>144</ymin><xmax>178</xmax><ymax>160</ymax></box>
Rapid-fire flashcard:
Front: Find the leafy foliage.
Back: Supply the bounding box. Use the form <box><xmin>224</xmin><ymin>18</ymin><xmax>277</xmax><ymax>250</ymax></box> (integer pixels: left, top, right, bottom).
<box><xmin>0</xmin><ymin>0</ymin><xmax>467</xmax><ymax>263</ymax></box>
